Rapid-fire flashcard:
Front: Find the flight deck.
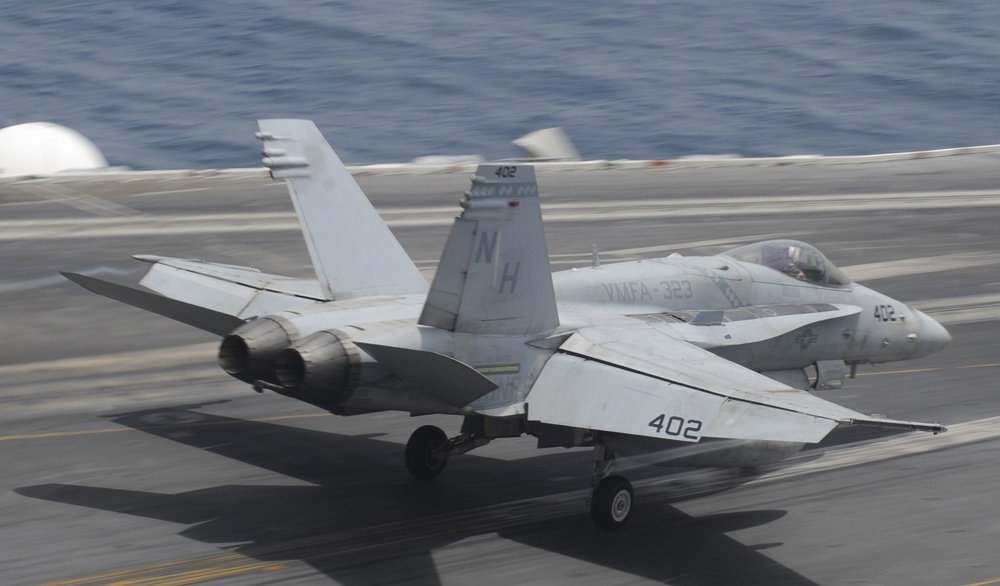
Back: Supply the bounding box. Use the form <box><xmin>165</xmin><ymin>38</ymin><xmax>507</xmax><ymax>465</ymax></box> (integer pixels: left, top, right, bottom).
<box><xmin>2</xmin><ymin>154</ymin><xmax>1000</xmax><ymax>585</ymax></box>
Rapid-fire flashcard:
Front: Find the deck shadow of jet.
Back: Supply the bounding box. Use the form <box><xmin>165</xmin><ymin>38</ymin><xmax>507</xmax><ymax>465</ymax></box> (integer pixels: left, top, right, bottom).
<box><xmin>17</xmin><ymin>405</ymin><xmax>820</xmax><ymax>586</ymax></box>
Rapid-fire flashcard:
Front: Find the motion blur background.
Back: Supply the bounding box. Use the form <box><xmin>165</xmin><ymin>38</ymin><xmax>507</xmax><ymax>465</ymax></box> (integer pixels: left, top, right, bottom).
<box><xmin>2</xmin><ymin>0</ymin><xmax>999</xmax><ymax>169</ymax></box>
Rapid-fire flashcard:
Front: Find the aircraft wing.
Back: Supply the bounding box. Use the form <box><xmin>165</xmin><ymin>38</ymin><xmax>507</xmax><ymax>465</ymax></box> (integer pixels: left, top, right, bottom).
<box><xmin>61</xmin><ymin>271</ymin><xmax>245</xmax><ymax>336</ymax></box>
<box><xmin>62</xmin><ymin>256</ymin><xmax>326</xmax><ymax>336</ymax></box>
<box><xmin>65</xmin><ymin>119</ymin><xmax>430</xmax><ymax>333</ymax></box>
<box><xmin>136</xmin><ymin>255</ymin><xmax>325</xmax><ymax>319</ymax></box>
<box><xmin>526</xmin><ymin>326</ymin><xmax>945</xmax><ymax>444</ymax></box>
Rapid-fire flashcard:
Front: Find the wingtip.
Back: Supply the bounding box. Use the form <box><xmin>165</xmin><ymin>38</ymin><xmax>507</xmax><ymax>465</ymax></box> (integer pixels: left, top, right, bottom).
<box><xmin>846</xmin><ymin>416</ymin><xmax>948</xmax><ymax>434</ymax></box>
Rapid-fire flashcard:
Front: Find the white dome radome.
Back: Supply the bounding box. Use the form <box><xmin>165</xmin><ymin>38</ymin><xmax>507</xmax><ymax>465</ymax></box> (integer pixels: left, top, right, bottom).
<box><xmin>0</xmin><ymin>122</ymin><xmax>108</xmax><ymax>176</ymax></box>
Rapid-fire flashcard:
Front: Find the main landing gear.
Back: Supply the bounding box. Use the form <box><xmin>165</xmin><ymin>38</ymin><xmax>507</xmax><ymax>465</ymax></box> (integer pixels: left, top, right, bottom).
<box><xmin>404</xmin><ymin>425</ymin><xmax>491</xmax><ymax>481</ymax></box>
<box><xmin>405</xmin><ymin>426</ymin><xmax>635</xmax><ymax>531</ymax></box>
<box><xmin>405</xmin><ymin>425</ymin><xmax>449</xmax><ymax>480</ymax></box>
<box><xmin>589</xmin><ymin>444</ymin><xmax>634</xmax><ymax>531</ymax></box>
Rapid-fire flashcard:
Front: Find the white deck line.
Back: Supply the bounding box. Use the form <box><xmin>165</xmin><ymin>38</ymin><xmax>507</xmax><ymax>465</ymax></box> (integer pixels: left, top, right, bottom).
<box><xmin>4</xmin><ymin>143</ymin><xmax>1000</xmax><ymax>181</ymax></box>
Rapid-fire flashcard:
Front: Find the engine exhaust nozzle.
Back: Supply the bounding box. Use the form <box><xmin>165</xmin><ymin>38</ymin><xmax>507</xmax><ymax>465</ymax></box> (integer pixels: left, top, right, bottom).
<box><xmin>218</xmin><ymin>317</ymin><xmax>293</xmax><ymax>384</ymax></box>
<box><xmin>275</xmin><ymin>330</ymin><xmax>354</xmax><ymax>401</ymax></box>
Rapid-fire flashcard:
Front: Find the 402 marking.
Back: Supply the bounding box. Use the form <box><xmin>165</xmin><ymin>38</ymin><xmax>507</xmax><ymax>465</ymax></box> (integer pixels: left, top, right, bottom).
<box><xmin>648</xmin><ymin>414</ymin><xmax>703</xmax><ymax>440</ymax></box>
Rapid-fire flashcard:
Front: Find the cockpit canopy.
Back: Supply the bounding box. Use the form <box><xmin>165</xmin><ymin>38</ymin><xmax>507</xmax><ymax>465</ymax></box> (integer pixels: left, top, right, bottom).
<box><xmin>722</xmin><ymin>240</ymin><xmax>852</xmax><ymax>288</ymax></box>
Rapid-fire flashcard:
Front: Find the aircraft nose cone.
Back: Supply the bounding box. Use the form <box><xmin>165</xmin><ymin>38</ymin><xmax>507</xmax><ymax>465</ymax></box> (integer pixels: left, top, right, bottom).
<box><xmin>910</xmin><ymin>309</ymin><xmax>952</xmax><ymax>357</ymax></box>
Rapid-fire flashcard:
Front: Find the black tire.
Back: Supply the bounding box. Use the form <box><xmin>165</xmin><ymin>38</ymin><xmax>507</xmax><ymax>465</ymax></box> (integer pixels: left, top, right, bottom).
<box><xmin>405</xmin><ymin>425</ymin><xmax>449</xmax><ymax>480</ymax></box>
<box><xmin>590</xmin><ymin>475</ymin><xmax>634</xmax><ymax>531</ymax></box>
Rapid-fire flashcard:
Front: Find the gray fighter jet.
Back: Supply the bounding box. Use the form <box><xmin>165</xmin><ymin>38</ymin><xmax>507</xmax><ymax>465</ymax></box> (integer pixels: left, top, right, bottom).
<box><xmin>65</xmin><ymin>120</ymin><xmax>951</xmax><ymax>530</ymax></box>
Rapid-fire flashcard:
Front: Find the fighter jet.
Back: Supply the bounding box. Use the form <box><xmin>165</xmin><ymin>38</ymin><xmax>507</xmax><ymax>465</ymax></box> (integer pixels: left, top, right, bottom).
<box><xmin>64</xmin><ymin>120</ymin><xmax>951</xmax><ymax>530</ymax></box>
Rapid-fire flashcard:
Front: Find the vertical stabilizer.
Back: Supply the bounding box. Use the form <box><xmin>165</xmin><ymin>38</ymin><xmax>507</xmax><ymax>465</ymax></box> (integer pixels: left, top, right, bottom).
<box><xmin>420</xmin><ymin>165</ymin><xmax>558</xmax><ymax>335</ymax></box>
<box><xmin>256</xmin><ymin>119</ymin><xmax>428</xmax><ymax>300</ymax></box>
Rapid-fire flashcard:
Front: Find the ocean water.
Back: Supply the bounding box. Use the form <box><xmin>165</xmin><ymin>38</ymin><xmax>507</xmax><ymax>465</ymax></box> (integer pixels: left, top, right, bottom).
<box><xmin>1</xmin><ymin>1</ymin><xmax>999</xmax><ymax>169</ymax></box>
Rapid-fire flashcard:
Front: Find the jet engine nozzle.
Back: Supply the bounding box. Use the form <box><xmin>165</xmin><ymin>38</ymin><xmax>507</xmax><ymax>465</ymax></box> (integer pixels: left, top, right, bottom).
<box><xmin>218</xmin><ymin>317</ymin><xmax>293</xmax><ymax>384</ymax></box>
<box><xmin>275</xmin><ymin>330</ymin><xmax>354</xmax><ymax>401</ymax></box>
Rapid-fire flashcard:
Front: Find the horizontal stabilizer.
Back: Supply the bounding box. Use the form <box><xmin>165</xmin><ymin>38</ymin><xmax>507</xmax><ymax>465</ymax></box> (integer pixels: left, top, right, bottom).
<box><xmin>62</xmin><ymin>272</ymin><xmax>243</xmax><ymax>336</ymax></box>
<box><xmin>354</xmin><ymin>341</ymin><xmax>498</xmax><ymax>408</ymax></box>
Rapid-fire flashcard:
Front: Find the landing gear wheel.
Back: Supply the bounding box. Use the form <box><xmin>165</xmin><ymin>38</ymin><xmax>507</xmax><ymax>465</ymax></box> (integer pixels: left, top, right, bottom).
<box><xmin>405</xmin><ymin>425</ymin><xmax>449</xmax><ymax>480</ymax></box>
<box><xmin>590</xmin><ymin>475</ymin><xmax>634</xmax><ymax>531</ymax></box>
